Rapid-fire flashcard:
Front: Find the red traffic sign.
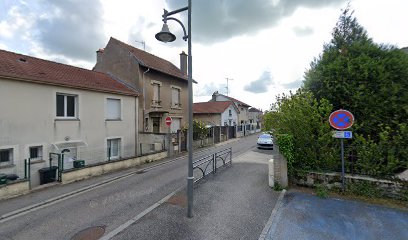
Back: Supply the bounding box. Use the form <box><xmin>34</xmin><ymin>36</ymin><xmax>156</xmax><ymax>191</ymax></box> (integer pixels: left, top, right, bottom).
<box><xmin>165</xmin><ymin>116</ymin><xmax>172</xmax><ymax>126</ymax></box>
<box><xmin>329</xmin><ymin>109</ymin><xmax>354</xmax><ymax>130</ymax></box>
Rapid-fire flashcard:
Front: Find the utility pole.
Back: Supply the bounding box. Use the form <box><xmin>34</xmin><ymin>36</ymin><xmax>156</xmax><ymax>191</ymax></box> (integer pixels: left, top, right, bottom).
<box><xmin>135</xmin><ymin>40</ymin><xmax>146</xmax><ymax>51</ymax></box>
<box><xmin>225</xmin><ymin>77</ymin><xmax>233</xmax><ymax>96</ymax></box>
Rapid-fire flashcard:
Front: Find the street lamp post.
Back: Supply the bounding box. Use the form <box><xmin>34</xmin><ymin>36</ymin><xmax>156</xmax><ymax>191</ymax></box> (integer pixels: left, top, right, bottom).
<box><xmin>156</xmin><ymin>0</ymin><xmax>194</xmax><ymax>218</ymax></box>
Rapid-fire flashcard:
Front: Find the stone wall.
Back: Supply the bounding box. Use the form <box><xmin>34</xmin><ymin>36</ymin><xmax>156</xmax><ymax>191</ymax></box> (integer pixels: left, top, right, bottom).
<box><xmin>294</xmin><ymin>171</ymin><xmax>408</xmax><ymax>200</ymax></box>
<box><xmin>0</xmin><ymin>179</ymin><xmax>30</xmax><ymax>200</ymax></box>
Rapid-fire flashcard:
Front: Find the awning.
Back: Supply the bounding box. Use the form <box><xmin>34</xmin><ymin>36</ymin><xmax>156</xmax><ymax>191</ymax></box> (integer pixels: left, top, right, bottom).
<box><xmin>52</xmin><ymin>140</ymin><xmax>87</xmax><ymax>150</ymax></box>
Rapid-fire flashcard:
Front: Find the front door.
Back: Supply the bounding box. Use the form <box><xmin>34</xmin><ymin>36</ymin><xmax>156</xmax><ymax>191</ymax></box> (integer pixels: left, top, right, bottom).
<box><xmin>152</xmin><ymin>117</ymin><xmax>160</xmax><ymax>133</ymax></box>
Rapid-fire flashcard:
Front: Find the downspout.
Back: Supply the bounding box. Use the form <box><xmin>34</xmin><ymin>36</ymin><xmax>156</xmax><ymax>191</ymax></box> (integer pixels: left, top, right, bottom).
<box><xmin>142</xmin><ymin>68</ymin><xmax>150</xmax><ymax>131</ymax></box>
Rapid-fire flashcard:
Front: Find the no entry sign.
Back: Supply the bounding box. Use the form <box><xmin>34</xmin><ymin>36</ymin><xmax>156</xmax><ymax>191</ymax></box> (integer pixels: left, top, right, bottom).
<box><xmin>165</xmin><ymin>116</ymin><xmax>172</xmax><ymax>126</ymax></box>
<box><xmin>329</xmin><ymin>109</ymin><xmax>354</xmax><ymax>130</ymax></box>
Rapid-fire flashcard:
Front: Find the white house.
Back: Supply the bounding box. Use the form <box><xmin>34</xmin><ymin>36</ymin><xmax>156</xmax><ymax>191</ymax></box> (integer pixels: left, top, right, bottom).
<box><xmin>193</xmin><ymin>101</ymin><xmax>239</xmax><ymax>126</ymax></box>
<box><xmin>0</xmin><ymin>49</ymin><xmax>139</xmax><ymax>186</ymax></box>
<box><xmin>209</xmin><ymin>91</ymin><xmax>251</xmax><ymax>125</ymax></box>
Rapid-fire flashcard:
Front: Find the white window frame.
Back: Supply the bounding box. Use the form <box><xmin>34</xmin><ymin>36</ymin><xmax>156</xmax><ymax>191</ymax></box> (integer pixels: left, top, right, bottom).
<box><xmin>56</xmin><ymin>93</ymin><xmax>78</xmax><ymax>119</ymax></box>
<box><xmin>151</xmin><ymin>80</ymin><xmax>162</xmax><ymax>107</ymax></box>
<box><xmin>171</xmin><ymin>85</ymin><xmax>181</xmax><ymax>108</ymax></box>
<box><xmin>29</xmin><ymin>146</ymin><xmax>43</xmax><ymax>161</ymax></box>
<box><xmin>0</xmin><ymin>148</ymin><xmax>13</xmax><ymax>166</ymax></box>
<box><xmin>106</xmin><ymin>98</ymin><xmax>122</xmax><ymax>120</ymax></box>
<box><xmin>107</xmin><ymin>138</ymin><xmax>121</xmax><ymax>160</ymax></box>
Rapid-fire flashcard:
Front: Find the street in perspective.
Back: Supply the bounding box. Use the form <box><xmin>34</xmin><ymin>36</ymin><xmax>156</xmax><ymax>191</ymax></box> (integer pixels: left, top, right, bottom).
<box><xmin>1</xmin><ymin>0</ymin><xmax>408</xmax><ymax>240</ymax></box>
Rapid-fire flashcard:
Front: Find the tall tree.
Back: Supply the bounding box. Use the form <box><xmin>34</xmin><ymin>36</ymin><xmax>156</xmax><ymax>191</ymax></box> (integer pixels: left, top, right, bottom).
<box><xmin>303</xmin><ymin>6</ymin><xmax>408</xmax><ymax>138</ymax></box>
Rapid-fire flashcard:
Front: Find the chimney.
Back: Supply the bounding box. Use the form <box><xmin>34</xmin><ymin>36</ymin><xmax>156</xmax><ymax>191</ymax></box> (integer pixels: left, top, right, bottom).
<box><xmin>212</xmin><ymin>91</ymin><xmax>219</xmax><ymax>101</ymax></box>
<box><xmin>96</xmin><ymin>48</ymin><xmax>104</xmax><ymax>64</ymax></box>
<box><xmin>180</xmin><ymin>51</ymin><xmax>187</xmax><ymax>75</ymax></box>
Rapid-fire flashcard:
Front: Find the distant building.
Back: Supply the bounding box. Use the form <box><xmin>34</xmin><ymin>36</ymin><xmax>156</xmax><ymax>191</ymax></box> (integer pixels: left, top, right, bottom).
<box><xmin>248</xmin><ymin>107</ymin><xmax>263</xmax><ymax>129</ymax></box>
<box><xmin>193</xmin><ymin>101</ymin><xmax>239</xmax><ymax>126</ymax></box>
<box><xmin>401</xmin><ymin>47</ymin><xmax>408</xmax><ymax>54</ymax></box>
<box><xmin>209</xmin><ymin>91</ymin><xmax>251</xmax><ymax>125</ymax></box>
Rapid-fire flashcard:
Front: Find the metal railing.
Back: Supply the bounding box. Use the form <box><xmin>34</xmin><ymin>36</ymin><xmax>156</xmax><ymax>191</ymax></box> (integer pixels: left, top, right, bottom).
<box><xmin>193</xmin><ymin>147</ymin><xmax>232</xmax><ymax>183</ymax></box>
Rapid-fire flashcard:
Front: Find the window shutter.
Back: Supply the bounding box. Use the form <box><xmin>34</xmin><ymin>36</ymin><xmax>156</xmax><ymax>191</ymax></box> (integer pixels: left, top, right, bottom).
<box><xmin>107</xmin><ymin>99</ymin><xmax>121</xmax><ymax>119</ymax></box>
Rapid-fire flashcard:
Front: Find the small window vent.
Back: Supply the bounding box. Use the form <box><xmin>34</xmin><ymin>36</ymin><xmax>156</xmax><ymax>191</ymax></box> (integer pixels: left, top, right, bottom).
<box><xmin>18</xmin><ymin>58</ymin><xmax>27</xmax><ymax>62</ymax></box>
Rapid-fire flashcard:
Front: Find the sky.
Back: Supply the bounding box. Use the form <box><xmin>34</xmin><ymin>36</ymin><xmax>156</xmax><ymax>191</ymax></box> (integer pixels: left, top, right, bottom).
<box><xmin>1</xmin><ymin>0</ymin><xmax>407</xmax><ymax>111</ymax></box>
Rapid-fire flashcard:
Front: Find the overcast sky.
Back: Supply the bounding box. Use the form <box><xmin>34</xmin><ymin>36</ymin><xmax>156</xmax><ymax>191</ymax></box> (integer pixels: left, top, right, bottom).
<box><xmin>1</xmin><ymin>0</ymin><xmax>407</xmax><ymax>111</ymax></box>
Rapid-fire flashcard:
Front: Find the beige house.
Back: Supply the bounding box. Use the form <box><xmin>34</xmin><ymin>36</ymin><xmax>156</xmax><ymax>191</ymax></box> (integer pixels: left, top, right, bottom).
<box><xmin>248</xmin><ymin>107</ymin><xmax>263</xmax><ymax>129</ymax></box>
<box><xmin>94</xmin><ymin>37</ymin><xmax>189</xmax><ymax>135</ymax></box>
<box><xmin>193</xmin><ymin>101</ymin><xmax>239</xmax><ymax>126</ymax></box>
<box><xmin>209</xmin><ymin>91</ymin><xmax>251</xmax><ymax>125</ymax></box>
<box><xmin>0</xmin><ymin>49</ymin><xmax>139</xmax><ymax>186</ymax></box>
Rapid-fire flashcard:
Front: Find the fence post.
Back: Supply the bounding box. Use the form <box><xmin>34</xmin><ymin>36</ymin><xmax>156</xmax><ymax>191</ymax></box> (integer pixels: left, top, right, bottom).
<box><xmin>24</xmin><ymin>159</ymin><xmax>27</xmax><ymax>179</ymax></box>
<box><xmin>28</xmin><ymin>158</ymin><xmax>31</xmax><ymax>189</ymax></box>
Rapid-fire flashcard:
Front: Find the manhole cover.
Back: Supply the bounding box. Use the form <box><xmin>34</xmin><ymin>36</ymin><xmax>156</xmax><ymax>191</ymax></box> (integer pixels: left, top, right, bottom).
<box><xmin>71</xmin><ymin>226</ymin><xmax>106</xmax><ymax>240</ymax></box>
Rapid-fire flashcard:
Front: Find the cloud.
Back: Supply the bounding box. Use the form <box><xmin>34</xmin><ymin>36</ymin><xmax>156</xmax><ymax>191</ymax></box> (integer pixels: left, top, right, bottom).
<box><xmin>293</xmin><ymin>26</ymin><xmax>314</xmax><ymax>37</ymax></box>
<box><xmin>244</xmin><ymin>71</ymin><xmax>273</xmax><ymax>93</ymax></box>
<box><xmin>167</xmin><ymin>0</ymin><xmax>346</xmax><ymax>44</ymax></box>
<box><xmin>281</xmin><ymin>80</ymin><xmax>302</xmax><ymax>89</ymax></box>
<box><xmin>194</xmin><ymin>82</ymin><xmax>226</xmax><ymax>97</ymax></box>
<box><xmin>34</xmin><ymin>0</ymin><xmax>106</xmax><ymax>61</ymax></box>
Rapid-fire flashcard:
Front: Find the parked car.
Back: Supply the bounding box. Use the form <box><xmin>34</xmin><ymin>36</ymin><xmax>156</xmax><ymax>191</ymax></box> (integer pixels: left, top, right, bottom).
<box><xmin>257</xmin><ymin>133</ymin><xmax>273</xmax><ymax>149</ymax></box>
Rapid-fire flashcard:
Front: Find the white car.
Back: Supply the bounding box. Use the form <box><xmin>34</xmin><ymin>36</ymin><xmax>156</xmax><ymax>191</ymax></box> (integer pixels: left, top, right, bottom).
<box><xmin>257</xmin><ymin>133</ymin><xmax>273</xmax><ymax>149</ymax></box>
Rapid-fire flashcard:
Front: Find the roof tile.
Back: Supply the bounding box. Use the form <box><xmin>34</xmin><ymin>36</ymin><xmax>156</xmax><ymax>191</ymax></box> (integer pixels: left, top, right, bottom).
<box><xmin>193</xmin><ymin>101</ymin><xmax>234</xmax><ymax>114</ymax></box>
<box><xmin>0</xmin><ymin>49</ymin><xmax>138</xmax><ymax>96</ymax></box>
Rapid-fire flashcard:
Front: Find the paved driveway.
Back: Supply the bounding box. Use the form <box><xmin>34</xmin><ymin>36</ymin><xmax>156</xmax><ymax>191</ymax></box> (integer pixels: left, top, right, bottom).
<box><xmin>266</xmin><ymin>191</ymin><xmax>408</xmax><ymax>240</ymax></box>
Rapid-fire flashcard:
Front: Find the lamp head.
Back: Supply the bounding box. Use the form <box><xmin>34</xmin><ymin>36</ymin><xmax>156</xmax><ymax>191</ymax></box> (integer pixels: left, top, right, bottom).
<box><xmin>155</xmin><ymin>23</ymin><xmax>176</xmax><ymax>43</ymax></box>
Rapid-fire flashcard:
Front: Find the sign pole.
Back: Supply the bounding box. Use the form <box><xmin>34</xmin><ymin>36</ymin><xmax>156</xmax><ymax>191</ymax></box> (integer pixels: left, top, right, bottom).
<box><xmin>168</xmin><ymin>126</ymin><xmax>171</xmax><ymax>157</ymax></box>
<box><xmin>165</xmin><ymin>116</ymin><xmax>172</xmax><ymax>157</ymax></box>
<box><xmin>329</xmin><ymin>109</ymin><xmax>354</xmax><ymax>193</ymax></box>
<box><xmin>341</xmin><ymin>138</ymin><xmax>345</xmax><ymax>192</ymax></box>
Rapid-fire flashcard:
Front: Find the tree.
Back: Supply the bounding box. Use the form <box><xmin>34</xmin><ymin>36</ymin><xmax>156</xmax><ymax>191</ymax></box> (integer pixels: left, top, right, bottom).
<box><xmin>303</xmin><ymin>6</ymin><xmax>408</xmax><ymax>176</ymax></box>
<box><xmin>265</xmin><ymin>90</ymin><xmax>335</xmax><ymax>175</ymax></box>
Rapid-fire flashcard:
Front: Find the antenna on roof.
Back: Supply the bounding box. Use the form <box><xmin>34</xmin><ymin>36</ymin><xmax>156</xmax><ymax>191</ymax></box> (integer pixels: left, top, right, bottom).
<box><xmin>225</xmin><ymin>77</ymin><xmax>233</xmax><ymax>96</ymax></box>
<box><xmin>135</xmin><ymin>40</ymin><xmax>146</xmax><ymax>51</ymax></box>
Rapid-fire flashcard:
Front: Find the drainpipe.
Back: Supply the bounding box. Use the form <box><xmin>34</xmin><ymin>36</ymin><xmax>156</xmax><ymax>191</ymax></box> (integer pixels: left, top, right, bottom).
<box><xmin>142</xmin><ymin>68</ymin><xmax>150</xmax><ymax>131</ymax></box>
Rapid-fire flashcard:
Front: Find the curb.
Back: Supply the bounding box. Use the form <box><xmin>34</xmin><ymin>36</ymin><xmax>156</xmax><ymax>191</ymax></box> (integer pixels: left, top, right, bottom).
<box><xmin>258</xmin><ymin>189</ymin><xmax>286</xmax><ymax>240</ymax></box>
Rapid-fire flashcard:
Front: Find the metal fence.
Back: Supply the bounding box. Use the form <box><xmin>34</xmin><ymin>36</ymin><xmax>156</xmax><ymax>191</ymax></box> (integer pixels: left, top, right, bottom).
<box><xmin>193</xmin><ymin>147</ymin><xmax>232</xmax><ymax>182</ymax></box>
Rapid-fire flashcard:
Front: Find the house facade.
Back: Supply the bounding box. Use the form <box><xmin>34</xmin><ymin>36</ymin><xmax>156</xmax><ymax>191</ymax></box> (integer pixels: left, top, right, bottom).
<box><xmin>209</xmin><ymin>91</ymin><xmax>251</xmax><ymax>125</ymax></box>
<box><xmin>0</xmin><ymin>50</ymin><xmax>139</xmax><ymax>186</ymax></box>
<box><xmin>93</xmin><ymin>37</ymin><xmax>189</xmax><ymax>136</ymax></box>
<box><xmin>248</xmin><ymin>107</ymin><xmax>263</xmax><ymax>129</ymax></box>
<box><xmin>193</xmin><ymin>101</ymin><xmax>239</xmax><ymax>126</ymax></box>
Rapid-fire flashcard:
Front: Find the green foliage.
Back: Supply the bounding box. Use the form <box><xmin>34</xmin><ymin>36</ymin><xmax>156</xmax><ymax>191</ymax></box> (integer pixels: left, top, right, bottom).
<box><xmin>192</xmin><ymin>120</ymin><xmax>209</xmax><ymax>140</ymax></box>
<box><xmin>302</xmin><ymin>6</ymin><xmax>408</xmax><ymax>177</ymax></box>
<box><xmin>346</xmin><ymin>181</ymin><xmax>383</xmax><ymax>199</ymax></box>
<box><xmin>265</xmin><ymin>90</ymin><xmax>336</xmax><ymax>175</ymax></box>
<box><xmin>315</xmin><ymin>184</ymin><xmax>329</xmax><ymax>199</ymax></box>
<box><xmin>273</xmin><ymin>182</ymin><xmax>284</xmax><ymax>191</ymax></box>
<box><xmin>275</xmin><ymin>134</ymin><xmax>295</xmax><ymax>174</ymax></box>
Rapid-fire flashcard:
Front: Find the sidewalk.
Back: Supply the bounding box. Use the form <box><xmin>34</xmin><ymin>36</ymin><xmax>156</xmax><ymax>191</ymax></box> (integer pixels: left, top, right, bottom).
<box><xmin>109</xmin><ymin>149</ymin><xmax>280</xmax><ymax>240</ymax></box>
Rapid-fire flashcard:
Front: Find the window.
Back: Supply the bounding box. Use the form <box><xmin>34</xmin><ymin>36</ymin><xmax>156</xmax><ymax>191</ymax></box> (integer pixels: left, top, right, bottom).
<box><xmin>171</xmin><ymin>87</ymin><xmax>181</xmax><ymax>108</ymax></box>
<box><xmin>107</xmin><ymin>138</ymin><xmax>120</xmax><ymax>160</ymax></box>
<box><xmin>29</xmin><ymin>146</ymin><xmax>43</xmax><ymax>161</ymax></box>
<box><xmin>0</xmin><ymin>148</ymin><xmax>13</xmax><ymax>165</ymax></box>
<box><xmin>229</xmin><ymin>109</ymin><xmax>232</xmax><ymax>117</ymax></box>
<box><xmin>170</xmin><ymin>118</ymin><xmax>181</xmax><ymax>133</ymax></box>
<box><xmin>152</xmin><ymin>117</ymin><xmax>160</xmax><ymax>133</ymax></box>
<box><xmin>56</xmin><ymin>93</ymin><xmax>77</xmax><ymax>118</ymax></box>
<box><xmin>152</xmin><ymin>83</ymin><xmax>161</xmax><ymax>105</ymax></box>
<box><xmin>106</xmin><ymin>98</ymin><xmax>121</xmax><ymax>120</ymax></box>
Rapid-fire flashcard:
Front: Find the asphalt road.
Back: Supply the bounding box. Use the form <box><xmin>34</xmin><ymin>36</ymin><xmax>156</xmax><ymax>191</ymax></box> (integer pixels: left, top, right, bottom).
<box><xmin>266</xmin><ymin>191</ymin><xmax>408</xmax><ymax>240</ymax></box>
<box><xmin>0</xmin><ymin>134</ymin><xmax>264</xmax><ymax>240</ymax></box>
